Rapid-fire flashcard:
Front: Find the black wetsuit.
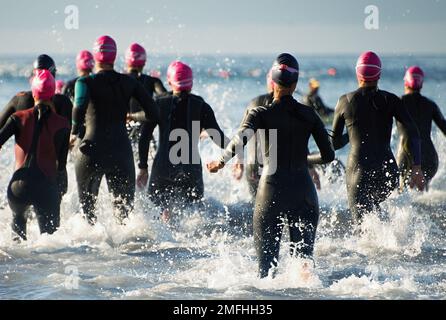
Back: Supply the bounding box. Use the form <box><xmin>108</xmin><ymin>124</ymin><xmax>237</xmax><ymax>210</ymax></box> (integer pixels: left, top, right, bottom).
<box><xmin>332</xmin><ymin>87</ymin><xmax>421</xmax><ymax>223</ymax></box>
<box><xmin>127</xmin><ymin>71</ymin><xmax>167</xmax><ymax>157</ymax></box>
<box><xmin>0</xmin><ymin>91</ymin><xmax>73</xmax><ymax>129</ymax></box>
<box><xmin>0</xmin><ymin>106</ymin><xmax>70</xmax><ymax>240</ymax></box>
<box><xmin>242</xmin><ymin>92</ymin><xmax>274</xmax><ymax>197</ymax></box>
<box><xmin>220</xmin><ymin>95</ymin><xmax>335</xmax><ymax>278</ymax></box>
<box><xmin>303</xmin><ymin>91</ymin><xmax>334</xmax><ymax>118</ymax></box>
<box><xmin>397</xmin><ymin>92</ymin><xmax>446</xmax><ymax>189</ymax></box>
<box><xmin>138</xmin><ymin>92</ymin><xmax>229</xmax><ymax>210</ymax></box>
<box><xmin>71</xmin><ymin>70</ymin><xmax>157</xmax><ymax>224</ymax></box>
<box><xmin>62</xmin><ymin>77</ymin><xmax>78</xmax><ymax>102</ymax></box>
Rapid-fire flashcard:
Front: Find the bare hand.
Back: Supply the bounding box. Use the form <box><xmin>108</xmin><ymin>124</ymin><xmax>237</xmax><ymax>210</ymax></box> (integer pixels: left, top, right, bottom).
<box><xmin>409</xmin><ymin>165</ymin><xmax>425</xmax><ymax>191</ymax></box>
<box><xmin>309</xmin><ymin>168</ymin><xmax>321</xmax><ymax>191</ymax></box>
<box><xmin>232</xmin><ymin>163</ymin><xmax>244</xmax><ymax>180</ymax></box>
<box><xmin>137</xmin><ymin>169</ymin><xmax>149</xmax><ymax>189</ymax></box>
<box><xmin>207</xmin><ymin>161</ymin><xmax>225</xmax><ymax>173</ymax></box>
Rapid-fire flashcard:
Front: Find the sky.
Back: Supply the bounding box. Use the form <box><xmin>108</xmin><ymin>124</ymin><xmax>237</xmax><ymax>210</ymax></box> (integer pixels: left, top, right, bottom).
<box><xmin>0</xmin><ymin>0</ymin><xmax>445</xmax><ymax>55</ymax></box>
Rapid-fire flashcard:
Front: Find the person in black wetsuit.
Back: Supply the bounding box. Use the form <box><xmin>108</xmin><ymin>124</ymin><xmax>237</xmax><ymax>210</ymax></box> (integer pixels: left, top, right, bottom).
<box><xmin>0</xmin><ymin>54</ymin><xmax>73</xmax><ymax>129</ymax></box>
<box><xmin>136</xmin><ymin>61</ymin><xmax>236</xmax><ymax>222</ymax></box>
<box><xmin>331</xmin><ymin>52</ymin><xmax>425</xmax><ymax>224</ymax></box>
<box><xmin>62</xmin><ymin>50</ymin><xmax>95</xmax><ymax>103</ymax></box>
<box><xmin>71</xmin><ymin>35</ymin><xmax>158</xmax><ymax>225</ymax></box>
<box><xmin>0</xmin><ymin>70</ymin><xmax>70</xmax><ymax>241</ymax></box>
<box><xmin>208</xmin><ymin>53</ymin><xmax>335</xmax><ymax>278</ymax></box>
<box><xmin>124</xmin><ymin>43</ymin><xmax>167</xmax><ymax>156</ymax></box>
<box><xmin>303</xmin><ymin>78</ymin><xmax>334</xmax><ymax>120</ymax></box>
<box><xmin>397</xmin><ymin>66</ymin><xmax>446</xmax><ymax>191</ymax></box>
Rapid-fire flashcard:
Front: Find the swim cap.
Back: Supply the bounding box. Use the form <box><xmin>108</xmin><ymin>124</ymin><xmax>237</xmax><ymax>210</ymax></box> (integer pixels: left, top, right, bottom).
<box><xmin>33</xmin><ymin>54</ymin><xmax>57</xmax><ymax>77</ymax></box>
<box><xmin>271</xmin><ymin>53</ymin><xmax>299</xmax><ymax>88</ymax></box>
<box><xmin>76</xmin><ymin>50</ymin><xmax>95</xmax><ymax>71</ymax></box>
<box><xmin>125</xmin><ymin>43</ymin><xmax>147</xmax><ymax>68</ymax></box>
<box><xmin>31</xmin><ymin>69</ymin><xmax>55</xmax><ymax>101</ymax></box>
<box><xmin>55</xmin><ymin>80</ymin><xmax>65</xmax><ymax>94</ymax></box>
<box><xmin>309</xmin><ymin>78</ymin><xmax>320</xmax><ymax>89</ymax></box>
<box><xmin>93</xmin><ymin>35</ymin><xmax>117</xmax><ymax>65</ymax></box>
<box><xmin>167</xmin><ymin>61</ymin><xmax>193</xmax><ymax>91</ymax></box>
<box><xmin>266</xmin><ymin>68</ymin><xmax>275</xmax><ymax>92</ymax></box>
<box><xmin>356</xmin><ymin>51</ymin><xmax>382</xmax><ymax>82</ymax></box>
<box><xmin>404</xmin><ymin>66</ymin><xmax>424</xmax><ymax>90</ymax></box>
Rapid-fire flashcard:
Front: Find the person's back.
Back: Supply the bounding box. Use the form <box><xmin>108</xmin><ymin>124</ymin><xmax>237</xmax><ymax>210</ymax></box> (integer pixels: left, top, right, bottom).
<box><xmin>336</xmin><ymin>87</ymin><xmax>401</xmax><ymax>168</ymax></box>
<box><xmin>397</xmin><ymin>66</ymin><xmax>446</xmax><ymax>189</ymax></box>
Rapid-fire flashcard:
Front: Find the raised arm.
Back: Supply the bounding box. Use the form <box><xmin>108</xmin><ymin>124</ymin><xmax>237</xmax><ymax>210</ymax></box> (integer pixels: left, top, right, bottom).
<box><xmin>331</xmin><ymin>96</ymin><xmax>349</xmax><ymax>150</ymax></box>
<box><xmin>307</xmin><ymin>114</ymin><xmax>335</xmax><ymax>165</ymax></box>
<box><xmin>432</xmin><ymin>102</ymin><xmax>446</xmax><ymax>135</ymax></box>
<box><xmin>71</xmin><ymin>77</ymin><xmax>90</xmax><ymax>136</ymax></box>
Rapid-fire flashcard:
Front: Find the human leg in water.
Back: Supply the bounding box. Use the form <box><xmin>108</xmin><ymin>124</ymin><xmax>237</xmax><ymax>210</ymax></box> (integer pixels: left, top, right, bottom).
<box><xmin>104</xmin><ymin>162</ymin><xmax>136</xmax><ymax>225</ymax></box>
<box><xmin>75</xmin><ymin>153</ymin><xmax>102</xmax><ymax>225</ymax></box>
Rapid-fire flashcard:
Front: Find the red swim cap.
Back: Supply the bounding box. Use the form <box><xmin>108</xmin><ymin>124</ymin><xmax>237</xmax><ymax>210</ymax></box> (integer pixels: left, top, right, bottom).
<box><xmin>356</xmin><ymin>51</ymin><xmax>382</xmax><ymax>82</ymax></box>
<box><xmin>404</xmin><ymin>66</ymin><xmax>424</xmax><ymax>90</ymax></box>
<box><xmin>55</xmin><ymin>80</ymin><xmax>65</xmax><ymax>94</ymax></box>
<box><xmin>31</xmin><ymin>69</ymin><xmax>55</xmax><ymax>101</ymax></box>
<box><xmin>167</xmin><ymin>61</ymin><xmax>193</xmax><ymax>91</ymax></box>
<box><xmin>93</xmin><ymin>35</ymin><xmax>117</xmax><ymax>65</ymax></box>
<box><xmin>76</xmin><ymin>50</ymin><xmax>95</xmax><ymax>71</ymax></box>
<box><xmin>125</xmin><ymin>43</ymin><xmax>147</xmax><ymax>68</ymax></box>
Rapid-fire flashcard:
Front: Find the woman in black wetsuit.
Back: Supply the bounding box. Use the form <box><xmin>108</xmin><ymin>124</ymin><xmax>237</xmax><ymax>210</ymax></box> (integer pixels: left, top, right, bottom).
<box><xmin>71</xmin><ymin>35</ymin><xmax>158</xmax><ymax>225</ymax></box>
<box><xmin>397</xmin><ymin>66</ymin><xmax>446</xmax><ymax>191</ymax></box>
<box><xmin>62</xmin><ymin>50</ymin><xmax>95</xmax><ymax>103</ymax></box>
<box><xmin>0</xmin><ymin>70</ymin><xmax>70</xmax><ymax>241</ymax></box>
<box><xmin>136</xmin><ymin>61</ymin><xmax>236</xmax><ymax>222</ymax></box>
<box><xmin>331</xmin><ymin>52</ymin><xmax>425</xmax><ymax>224</ymax></box>
<box><xmin>208</xmin><ymin>53</ymin><xmax>335</xmax><ymax>278</ymax></box>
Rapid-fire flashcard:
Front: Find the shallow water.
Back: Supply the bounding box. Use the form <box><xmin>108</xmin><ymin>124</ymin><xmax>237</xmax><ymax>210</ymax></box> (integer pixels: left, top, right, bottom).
<box><xmin>0</xmin><ymin>54</ymin><xmax>445</xmax><ymax>300</ymax></box>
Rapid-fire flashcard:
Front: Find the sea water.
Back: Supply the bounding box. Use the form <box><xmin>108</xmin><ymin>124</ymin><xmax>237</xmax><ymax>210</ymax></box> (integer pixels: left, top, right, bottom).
<box><xmin>0</xmin><ymin>54</ymin><xmax>445</xmax><ymax>299</ymax></box>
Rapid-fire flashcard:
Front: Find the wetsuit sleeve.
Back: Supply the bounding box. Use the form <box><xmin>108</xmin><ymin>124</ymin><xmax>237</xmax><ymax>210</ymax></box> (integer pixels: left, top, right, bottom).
<box><xmin>130</xmin><ymin>82</ymin><xmax>159</xmax><ymax>123</ymax></box>
<box><xmin>54</xmin><ymin>127</ymin><xmax>70</xmax><ymax>196</ymax></box>
<box><xmin>201</xmin><ymin>104</ymin><xmax>231</xmax><ymax>149</ymax></box>
<box><xmin>0</xmin><ymin>116</ymin><xmax>19</xmax><ymax>149</ymax></box>
<box><xmin>307</xmin><ymin>114</ymin><xmax>335</xmax><ymax>165</ymax></box>
<box><xmin>219</xmin><ymin>107</ymin><xmax>263</xmax><ymax>164</ymax></box>
<box><xmin>0</xmin><ymin>95</ymin><xmax>18</xmax><ymax>129</ymax></box>
<box><xmin>138</xmin><ymin>121</ymin><xmax>157</xmax><ymax>169</ymax></box>
<box><xmin>71</xmin><ymin>77</ymin><xmax>89</xmax><ymax>136</ymax></box>
<box><xmin>154</xmin><ymin>78</ymin><xmax>168</xmax><ymax>96</ymax></box>
<box><xmin>331</xmin><ymin>96</ymin><xmax>349</xmax><ymax>150</ymax></box>
<box><xmin>432</xmin><ymin>102</ymin><xmax>446</xmax><ymax>135</ymax></box>
<box><xmin>392</xmin><ymin>96</ymin><xmax>421</xmax><ymax>166</ymax></box>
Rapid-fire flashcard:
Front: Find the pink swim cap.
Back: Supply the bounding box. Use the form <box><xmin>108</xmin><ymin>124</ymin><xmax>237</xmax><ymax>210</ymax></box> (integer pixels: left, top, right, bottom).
<box><xmin>404</xmin><ymin>66</ymin><xmax>424</xmax><ymax>90</ymax></box>
<box><xmin>266</xmin><ymin>68</ymin><xmax>275</xmax><ymax>92</ymax></box>
<box><xmin>125</xmin><ymin>43</ymin><xmax>147</xmax><ymax>68</ymax></box>
<box><xmin>167</xmin><ymin>61</ymin><xmax>193</xmax><ymax>91</ymax></box>
<box><xmin>31</xmin><ymin>69</ymin><xmax>55</xmax><ymax>101</ymax></box>
<box><xmin>356</xmin><ymin>51</ymin><xmax>382</xmax><ymax>82</ymax></box>
<box><xmin>55</xmin><ymin>80</ymin><xmax>65</xmax><ymax>94</ymax></box>
<box><xmin>76</xmin><ymin>50</ymin><xmax>95</xmax><ymax>71</ymax></box>
<box><xmin>93</xmin><ymin>35</ymin><xmax>117</xmax><ymax>65</ymax></box>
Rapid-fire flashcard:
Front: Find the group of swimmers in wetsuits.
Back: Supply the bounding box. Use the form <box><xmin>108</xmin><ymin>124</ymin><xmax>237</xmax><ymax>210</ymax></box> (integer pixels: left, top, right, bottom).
<box><xmin>0</xmin><ymin>35</ymin><xmax>444</xmax><ymax>278</ymax></box>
